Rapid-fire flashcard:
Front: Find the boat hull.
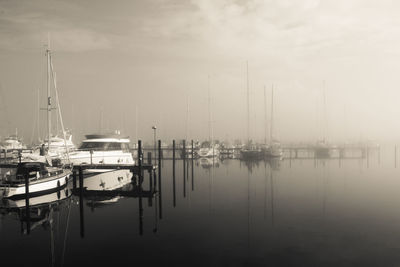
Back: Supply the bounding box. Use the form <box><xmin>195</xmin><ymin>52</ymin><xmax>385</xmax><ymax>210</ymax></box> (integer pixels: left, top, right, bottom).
<box><xmin>0</xmin><ymin>171</ymin><xmax>71</xmax><ymax>200</ymax></box>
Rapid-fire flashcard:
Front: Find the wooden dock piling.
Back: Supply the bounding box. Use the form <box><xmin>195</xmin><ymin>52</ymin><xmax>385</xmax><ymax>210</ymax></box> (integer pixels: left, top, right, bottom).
<box><xmin>24</xmin><ymin>173</ymin><xmax>30</xmax><ymax>235</ymax></box>
<box><xmin>191</xmin><ymin>140</ymin><xmax>194</xmax><ymax>191</ymax></box>
<box><xmin>158</xmin><ymin>140</ymin><xmax>162</xmax><ymax>219</ymax></box>
<box><xmin>173</xmin><ymin>140</ymin><xmax>176</xmax><ymax>207</ymax></box>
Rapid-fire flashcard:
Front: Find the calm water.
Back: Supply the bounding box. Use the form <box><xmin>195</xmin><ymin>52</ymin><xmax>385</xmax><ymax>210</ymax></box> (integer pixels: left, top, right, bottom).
<box><xmin>1</xmin><ymin>147</ymin><xmax>400</xmax><ymax>266</ymax></box>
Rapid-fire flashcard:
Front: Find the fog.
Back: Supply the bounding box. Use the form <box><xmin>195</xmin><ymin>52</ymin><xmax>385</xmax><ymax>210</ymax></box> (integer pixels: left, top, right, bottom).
<box><xmin>1</xmin><ymin>0</ymin><xmax>400</xmax><ymax>144</ymax></box>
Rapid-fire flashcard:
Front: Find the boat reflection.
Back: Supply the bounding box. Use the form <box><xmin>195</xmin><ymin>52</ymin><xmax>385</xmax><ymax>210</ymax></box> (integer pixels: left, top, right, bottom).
<box><xmin>73</xmin><ymin>168</ymin><xmax>159</xmax><ymax>236</ymax></box>
<box><xmin>241</xmin><ymin>158</ymin><xmax>281</xmax><ymax>173</ymax></box>
<box><xmin>197</xmin><ymin>157</ymin><xmax>220</xmax><ymax>169</ymax></box>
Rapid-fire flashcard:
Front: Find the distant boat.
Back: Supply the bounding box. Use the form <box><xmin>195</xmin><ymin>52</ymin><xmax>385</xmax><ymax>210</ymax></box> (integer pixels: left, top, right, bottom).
<box><xmin>1</xmin><ymin>134</ymin><xmax>26</xmax><ymax>151</ymax></box>
<box><xmin>45</xmin><ymin>134</ymin><xmax>76</xmax><ymax>158</ymax></box>
<box><xmin>264</xmin><ymin>85</ymin><xmax>283</xmax><ymax>159</ymax></box>
<box><xmin>0</xmin><ymin>160</ymin><xmax>71</xmax><ymax>199</ymax></box>
<box><xmin>240</xmin><ymin>62</ymin><xmax>264</xmax><ymax>160</ymax></box>
<box><xmin>198</xmin><ymin>141</ymin><xmax>220</xmax><ymax>158</ymax></box>
<box><xmin>314</xmin><ymin>140</ymin><xmax>330</xmax><ymax>158</ymax></box>
<box><xmin>314</xmin><ymin>82</ymin><xmax>330</xmax><ymax>159</ymax></box>
<box><xmin>67</xmin><ymin>133</ymin><xmax>135</xmax><ymax>171</ymax></box>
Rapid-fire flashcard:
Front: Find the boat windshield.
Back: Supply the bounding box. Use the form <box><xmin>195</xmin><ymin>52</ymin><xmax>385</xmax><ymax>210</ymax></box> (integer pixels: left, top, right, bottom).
<box><xmin>79</xmin><ymin>142</ymin><xmax>130</xmax><ymax>151</ymax></box>
<box><xmin>16</xmin><ymin>162</ymin><xmax>47</xmax><ymax>179</ymax></box>
<box><xmin>200</xmin><ymin>141</ymin><xmax>211</xmax><ymax>148</ymax></box>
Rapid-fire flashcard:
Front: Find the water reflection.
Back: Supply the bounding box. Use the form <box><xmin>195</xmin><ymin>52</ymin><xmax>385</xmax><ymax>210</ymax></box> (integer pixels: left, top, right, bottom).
<box><xmin>0</xmin><ymin>147</ymin><xmax>397</xmax><ymax>266</ymax></box>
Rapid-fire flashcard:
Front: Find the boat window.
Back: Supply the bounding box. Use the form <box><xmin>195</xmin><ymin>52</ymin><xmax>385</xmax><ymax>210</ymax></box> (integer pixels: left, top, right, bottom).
<box><xmin>16</xmin><ymin>163</ymin><xmax>46</xmax><ymax>179</ymax></box>
<box><xmin>107</xmin><ymin>142</ymin><xmax>122</xmax><ymax>150</ymax></box>
<box><xmin>121</xmin><ymin>143</ymin><xmax>130</xmax><ymax>152</ymax></box>
<box><xmin>79</xmin><ymin>142</ymin><xmax>125</xmax><ymax>151</ymax></box>
<box><xmin>201</xmin><ymin>141</ymin><xmax>211</xmax><ymax>148</ymax></box>
<box><xmin>79</xmin><ymin>142</ymin><xmax>108</xmax><ymax>150</ymax></box>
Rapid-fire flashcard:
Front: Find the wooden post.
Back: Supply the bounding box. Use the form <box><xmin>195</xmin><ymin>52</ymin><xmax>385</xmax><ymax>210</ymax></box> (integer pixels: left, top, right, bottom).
<box><xmin>191</xmin><ymin>140</ymin><xmax>194</xmax><ymax>191</ymax></box>
<box><xmin>183</xmin><ymin>140</ymin><xmax>186</xmax><ymax>198</ymax></box>
<box><xmin>158</xmin><ymin>140</ymin><xmax>162</xmax><ymax>219</ymax></box>
<box><xmin>173</xmin><ymin>140</ymin><xmax>176</xmax><ymax>207</ymax></box>
<box><xmin>78</xmin><ymin>167</ymin><xmax>84</xmax><ymax>238</ymax></box>
<box><xmin>173</xmin><ymin>140</ymin><xmax>176</xmax><ymax>161</ymax></box>
<box><xmin>25</xmin><ymin>173</ymin><xmax>30</xmax><ymax>235</ymax></box>
<box><xmin>182</xmin><ymin>140</ymin><xmax>186</xmax><ymax>160</ymax></box>
<box><xmin>138</xmin><ymin>187</ymin><xmax>143</xmax><ymax>235</ymax></box>
<box><xmin>72</xmin><ymin>170</ymin><xmax>77</xmax><ymax>189</ymax></box>
<box><xmin>138</xmin><ymin>140</ymin><xmax>142</xmax><ymax>184</ymax></box>
<box><xmin>148</xmin><ymin>152</ymin><xmax>153</xmax><ymax>191</ymax></box>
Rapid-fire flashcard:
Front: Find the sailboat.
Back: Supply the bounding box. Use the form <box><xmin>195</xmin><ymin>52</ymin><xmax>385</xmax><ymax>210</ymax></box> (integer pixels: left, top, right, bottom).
<box><xmin>241</xmin><ymin>62</ymin><xmax>263</xmax><ymax>160</ymax></box>
<box><xmin>40</xmin><ymin>53</ymin><xmax>76</xmax><ymax>160</ymax></box>
<box><xmin>198</xmin><ymin>75</ymin><xmax>219</xmax><ymax>158</ymax></box>
<box><xmin>0</xmin><ymin>44</ymin><xmax>71</xmax><ymax>199</ymax></box>
<box><xmin>264</xmin><ymin>84</ymin><xmax>283</xmax><ymax>158</ymax></box>
<box><xmin>315</xmin><ymin>82</ymin><xmax>330</xmax><ymax>158</ymax></box>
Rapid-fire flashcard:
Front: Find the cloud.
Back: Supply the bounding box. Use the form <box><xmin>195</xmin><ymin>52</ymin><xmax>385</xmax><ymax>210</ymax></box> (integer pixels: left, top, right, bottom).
<box><xmin>0</xmin><ymin>0</ymin><xmax>112</xmax><ymax>52</ymax></box>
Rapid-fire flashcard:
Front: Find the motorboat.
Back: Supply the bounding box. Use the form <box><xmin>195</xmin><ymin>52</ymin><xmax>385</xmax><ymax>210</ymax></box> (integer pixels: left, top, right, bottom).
<box><xmin>241</xmin><ymin>143</ymin><xmax>264</xmax><ymax>160</ymax></box>
<box><xmin>67</xmin><ymin>133</ymin><xmax>134</xmax><ymax>169</ymax></box>
<box><xmin>45</xmin><ymin>134</ymin><xmax>76</xmax><ymax>158</ymax></box>
<box><xmin>314</xmin><ymin>140</ymin><xmax>331</xmax><ymax>158</ymax></box>
<box><xmin>1</xmin><ymin>135</ymin><xmax>26</xmax><ymax>151</ymax></box>
<box><xmin>0</xmin><ymin>159</ymin><xmax>71</xmax><ymax>199</ymax></box>
<box><xmin>198</xmin><ymin>141</ymin><xmax>219</xmax><ymax>158</ymax></box>
<box><xmin>264</xmin><ymin>141</ymin><xmax>283</xmax><ymax>158</ymax></box>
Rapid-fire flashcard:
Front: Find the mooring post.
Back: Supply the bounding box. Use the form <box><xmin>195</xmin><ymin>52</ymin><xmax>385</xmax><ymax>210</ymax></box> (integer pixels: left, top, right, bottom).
<box><xmin>78</xmin><ymin>167</ymin><xmax>84</xmax><ymax>238</ymax></box>
<box><xmin>191</xmin><ymin>140</ymin><xmax>194</xmax><ymax>191</ymax></box>
<box><xmin>148</xmin><ymin>152</ymin><xmax>153</xmax><ymax>191</ymax></box>
<box><xmin>25</xmin><ymin>173</ymin><xmax>30</xmax><ymax>235</ymax></box>
<box><xmin>138</xmin><ymin>140</ymin><xmax>142</xmax><ymax>184</ymax></box>
<box><xmin>173</xmin><ymin>140</ymin><xmax>176</xmax><ymax>207</ymax></box>
<box><xmin>183</xmin><ymin>140</ymin><xmax>186</xmax><ymax>198</ymax></box>
<box><xmin>158</xmin><ymin>140</ymin><xmax>162</xmax><ymax>219</ymax></box>
<box><xmin>183</xmin><ymin>139</ymin><xmax>186</xmax><ymax>160</ymax></box>
<box><xmin>72</xmin><ymin>170</ymin><xmax>77</xmax><ymax>190</ymax></box>
<box><xmin>79</xmin><ymin>167</ymin><xmax>83</xmax><ymax>190</ymax></box>
<box><xmin>138</xmin><ymin>185</ymin><xmax>143</xmax><ymax>235</ymax></box>
<box><xmin>173</xmin><ymin>140</ymin><xmax>176</xmax><ymax>161</ymax></box>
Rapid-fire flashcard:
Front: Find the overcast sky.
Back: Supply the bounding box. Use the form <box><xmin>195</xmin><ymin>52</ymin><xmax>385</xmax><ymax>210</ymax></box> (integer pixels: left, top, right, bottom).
<box><xmin>1</xmin><ymin>0</ymin><xmax>400</xmax><ymax>144</ymax></box>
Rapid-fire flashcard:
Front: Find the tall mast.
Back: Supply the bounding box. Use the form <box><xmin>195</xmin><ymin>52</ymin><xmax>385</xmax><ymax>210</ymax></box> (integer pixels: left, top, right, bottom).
<box><xmin>46</xmin><ymin>43</ymin><xmax>51</xmax><ymax>149</ymax></box>
<box><xmin>246</xmin><ymin>61</ymin><xmax>250</xmax><ymax>144</ymax></box>
<box><xmin>37</xmin><ymin>89</ymin><xmax>40</xmax><ymax>141</ymax></box>
<box><xmin>323</xmin><ymin>80</ymin><xmax>327</xmax><ymax>143</ymax></box>
<box><xmin>270</xmin><ymin>84</ymin><xmax>274</xmax><ymax>143</ymax></box>
<box><xmin>208</xmin><ymin>75</ymin><xmax>211</xmax><ymax>142</ymax></box>
<box><xmin>185</xmin><ymin>96</ymin><xmax>189</xmax><ymax>141</ymax></box>
<box><xmin>264</xmin><ymin>85</ymin><xmax>267</xmax><ymax>144</ymax></box>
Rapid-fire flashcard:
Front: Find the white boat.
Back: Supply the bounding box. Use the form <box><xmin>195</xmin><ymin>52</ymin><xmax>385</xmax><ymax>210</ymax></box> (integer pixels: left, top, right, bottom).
<box><xmin>0</xmin><ymin>161</ymin><xmax>71</xmax><ymax>199</ymax></box>
<box><xmin>45</xmin><ymin>134</ymin><xmax>76</xmax><ymax>158</ymax></box>
<box><xmin>0</xmin><ymin>187</ymin><xmax>71</xmax><ymax>209</ymax></box>
<box><xmin>68</xmin><ymin>134</ymin><xmax>134</xmax><ymax>169</ymax></box>
<box><xmin>264</xmin><ymin>85</ymin><xmax>283</xmax><ymax>159</ymax></box>
<box><xmin>198</xmin><ymin>141</ymin><xmax>219</xmax><ymax>158</ymax></box>
<box><xmin>264</xmin><ymin>140</ymin><xmax>283</xmax><ymax>158</ymax></box>
<box><xmin>1</xmin><ymin>135</ymin><xmax>26</xmax><ymax>151</ymax></box>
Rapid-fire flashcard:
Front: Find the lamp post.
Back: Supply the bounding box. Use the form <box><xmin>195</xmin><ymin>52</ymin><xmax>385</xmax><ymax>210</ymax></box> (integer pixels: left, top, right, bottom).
<box><xmin>152</xmin><ymin>126</ymin><xmax>157</xmax><ymax>164</ymax></box>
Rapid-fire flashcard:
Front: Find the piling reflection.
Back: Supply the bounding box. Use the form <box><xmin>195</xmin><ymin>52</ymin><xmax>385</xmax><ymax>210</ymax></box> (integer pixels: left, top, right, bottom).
<box><xmin>72</xmin><ymin>167</ymin><xmax>159</xmax><ymax>236</ymax></box>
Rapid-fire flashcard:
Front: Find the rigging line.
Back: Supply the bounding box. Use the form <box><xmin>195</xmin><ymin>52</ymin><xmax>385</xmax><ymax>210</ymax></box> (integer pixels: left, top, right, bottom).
<box><xmin>50</xmin><ymin>59</ymin><xmax>70</xmax><ymax>164</ymax></box>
